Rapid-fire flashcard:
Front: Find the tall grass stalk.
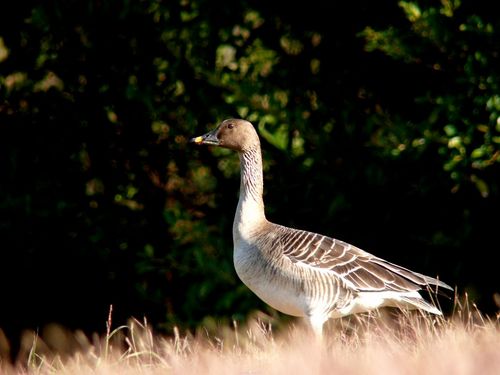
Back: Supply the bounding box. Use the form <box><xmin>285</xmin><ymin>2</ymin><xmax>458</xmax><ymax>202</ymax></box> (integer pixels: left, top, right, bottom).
<box><xmin>1</xmin><ymin>303</ymin><xmax>499</xmax><ymax>375</ymax></box>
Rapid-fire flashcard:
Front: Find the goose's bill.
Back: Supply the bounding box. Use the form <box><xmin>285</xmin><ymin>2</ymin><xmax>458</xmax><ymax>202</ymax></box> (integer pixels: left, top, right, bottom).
<box><xmin>189</xmin><ymin>129</ymin><xmax>220</xmax><ymax>146</ymax></box>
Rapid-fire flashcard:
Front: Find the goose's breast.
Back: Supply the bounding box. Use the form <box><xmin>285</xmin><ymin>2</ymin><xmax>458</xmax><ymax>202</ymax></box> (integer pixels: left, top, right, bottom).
<box><xmin>233</xmin><ymin>242</ymin><xmax>309</xmax><ymax>317</ymax></box>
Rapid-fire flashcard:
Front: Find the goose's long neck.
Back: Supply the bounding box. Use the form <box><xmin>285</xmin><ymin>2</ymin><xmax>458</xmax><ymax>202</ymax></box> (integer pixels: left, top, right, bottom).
<box><xmin>233</xmin><ymin>145</ymin><xmax>267</xmax><ymax>242</ymax></box>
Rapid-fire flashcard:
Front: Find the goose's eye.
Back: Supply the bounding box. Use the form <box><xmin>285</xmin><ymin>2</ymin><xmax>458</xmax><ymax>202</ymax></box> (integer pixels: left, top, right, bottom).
<box><xmin>227</xmin><ymin>123</ymin><xmax>234</xmax><ymax>129</ymax></box>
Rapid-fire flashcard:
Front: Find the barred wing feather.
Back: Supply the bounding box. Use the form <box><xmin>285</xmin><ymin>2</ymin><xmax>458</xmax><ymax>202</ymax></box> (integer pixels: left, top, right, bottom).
<box><xmin>280</xmin><ymin>228</ymin><xmax>452</xmax><ymax>293</ymax></box>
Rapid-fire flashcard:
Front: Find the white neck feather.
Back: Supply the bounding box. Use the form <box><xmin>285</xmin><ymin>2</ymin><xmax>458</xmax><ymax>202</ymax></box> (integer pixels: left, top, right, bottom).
<box><xmin>233</xmin><ymin>146</ymin><xmax>266</xmax><ymax>243</ymax></box>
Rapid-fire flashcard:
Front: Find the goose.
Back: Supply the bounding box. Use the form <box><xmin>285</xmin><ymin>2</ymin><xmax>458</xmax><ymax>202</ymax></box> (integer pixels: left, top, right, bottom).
<box><xmin>190</xmin><ymin>118</ymin><xmax>452</xmax><ymax>336</ymax></box>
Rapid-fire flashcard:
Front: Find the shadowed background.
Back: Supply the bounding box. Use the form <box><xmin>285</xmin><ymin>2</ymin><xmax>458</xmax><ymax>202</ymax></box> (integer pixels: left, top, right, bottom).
<box><xmin>1</xmin><ymin>0</ymin><xmax>499</xmax><ymax>353</ymax></box>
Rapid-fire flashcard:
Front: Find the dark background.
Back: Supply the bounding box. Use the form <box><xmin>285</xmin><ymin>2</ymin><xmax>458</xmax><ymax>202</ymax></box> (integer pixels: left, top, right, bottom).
<box><xmin>1</xmin><ymin>0</ymin><xmax>499</xmax><ymax>352</ymax></box>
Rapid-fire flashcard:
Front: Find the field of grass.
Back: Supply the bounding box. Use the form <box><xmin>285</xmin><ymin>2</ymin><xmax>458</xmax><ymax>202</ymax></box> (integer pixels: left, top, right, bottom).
<box><xmin>1</xmin><ymin>300</ymin><xmax>499</xmax><ymax>375</ymax></box>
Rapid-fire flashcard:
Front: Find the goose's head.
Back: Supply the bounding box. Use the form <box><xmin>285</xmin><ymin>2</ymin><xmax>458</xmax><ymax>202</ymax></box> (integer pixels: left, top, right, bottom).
<box><xmin>190</xmin><ymin>119</ymin><xmax>259</xmax><ymax>152</ymax></box>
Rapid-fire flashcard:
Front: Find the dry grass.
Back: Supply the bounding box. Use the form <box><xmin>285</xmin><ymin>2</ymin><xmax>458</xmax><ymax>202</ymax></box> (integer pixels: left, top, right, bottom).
<box><xmin>1</xmin><ymin>300</ymin><xmax>499</xmax><ymax>375</ymax></box>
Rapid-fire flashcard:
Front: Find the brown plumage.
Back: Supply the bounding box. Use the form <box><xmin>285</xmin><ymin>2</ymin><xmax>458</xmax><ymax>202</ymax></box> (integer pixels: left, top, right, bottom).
<box><xmin>191</xmin><ymin>118</ymin><xmax>452</xmax><ymax>336</ymax></box>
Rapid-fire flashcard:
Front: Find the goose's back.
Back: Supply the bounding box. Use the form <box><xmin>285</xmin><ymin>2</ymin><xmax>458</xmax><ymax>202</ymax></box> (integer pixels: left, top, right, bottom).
<box><xmin>278</xmin><ymin>226</ymin><xmax>427</xmax><ymax>292</ymax></box>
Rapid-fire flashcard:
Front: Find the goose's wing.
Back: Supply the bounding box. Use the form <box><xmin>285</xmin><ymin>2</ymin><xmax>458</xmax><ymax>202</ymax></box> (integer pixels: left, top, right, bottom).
<box><xmin>279</xmin><ymin>228</ymin><xmax>452</xmax><ymax>293</ymax></box>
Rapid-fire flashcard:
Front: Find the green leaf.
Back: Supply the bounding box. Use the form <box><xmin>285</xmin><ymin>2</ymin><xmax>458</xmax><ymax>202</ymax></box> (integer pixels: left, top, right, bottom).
<box><xmin>471</xmin><ymin>147</ymin><xmax>485</xmax><ymax>159</ymax></box>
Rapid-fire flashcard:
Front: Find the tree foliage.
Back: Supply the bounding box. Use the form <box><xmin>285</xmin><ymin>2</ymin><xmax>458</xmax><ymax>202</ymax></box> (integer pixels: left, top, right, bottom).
<box><xmin>361</xmin><ymin>0</ymin><xmax>500</xmax><ymax>196</ymax></box>
<box><xmin>1</xmin><ymin>0</ymin><xmax>498</xmax><ymax>341</ymax></box>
